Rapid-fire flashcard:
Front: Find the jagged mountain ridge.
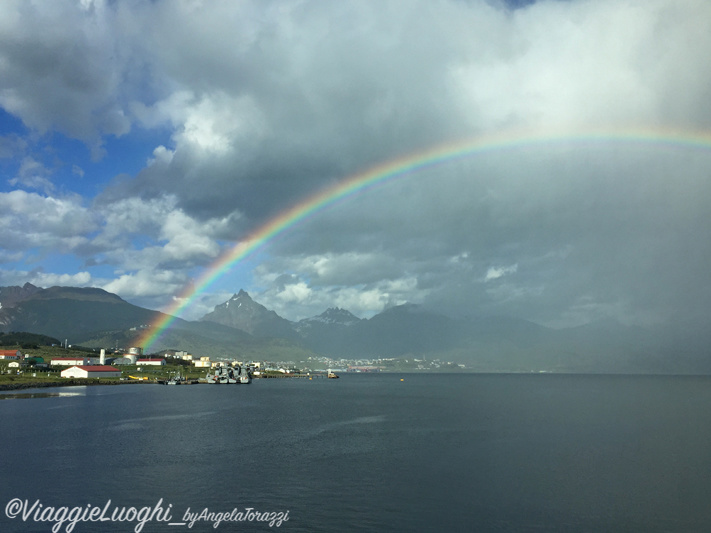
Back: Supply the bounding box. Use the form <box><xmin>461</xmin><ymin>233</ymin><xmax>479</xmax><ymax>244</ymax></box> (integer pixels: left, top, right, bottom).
<box><xmin>200</xmin><ymin>289</ymin><xmax>299</xmax><ymax>339</ymax></box>
<box><xmin>200</xmin><ymin>291</ymin><xmax>711</xmax><ymax>373</ymax></box>
<box><xmin>1</xmin><ymin>284</ymin><xmax>708</xmax><ymax>373</ymax></box>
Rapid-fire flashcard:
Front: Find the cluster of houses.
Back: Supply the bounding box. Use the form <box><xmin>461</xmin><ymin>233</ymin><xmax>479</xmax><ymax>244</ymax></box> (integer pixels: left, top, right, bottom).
<box><xmin>2</xmin><ymin>348</ymin><xmax>274</xmax><ymax>380</ymax></box>
<box><xmin>0</xmin><ymin>350</ymin><xmax>42</xmax><ymax>368</ymax></box>
<box><xmin>1</xmin><ymin>348</ymin><xmax>167</xmax><ymax>379</ymax></box>
<box><xmin>50</xmin><ymin>350</ymin><xmax>166</xmax><ymax>379</ymax></box>
<box><xmin>162</xmin><ymin>350</ymin><xmax>267</xmax><ymax>372</ymax></box>
<box><xmin>1</xmin><ymin>347</ymin><xmax>258</xmax><ymax>380</ymax></box>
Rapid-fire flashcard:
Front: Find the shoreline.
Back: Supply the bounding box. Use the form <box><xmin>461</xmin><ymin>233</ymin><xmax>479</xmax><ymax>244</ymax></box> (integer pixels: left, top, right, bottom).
<box><xmin>0</xmin><ymin>379</ymin><xmax>146</xmax><ymax>392</ymax></box>
<box><xmin>0</xmin><ymin>374</ymin><xmax>307</xmax><ymax>391</ymax></box>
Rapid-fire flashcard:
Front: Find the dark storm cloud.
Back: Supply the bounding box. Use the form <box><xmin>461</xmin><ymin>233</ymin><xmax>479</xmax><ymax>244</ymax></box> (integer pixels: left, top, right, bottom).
<box><xmin>259</xmin><ymin>143</ymin><xmax>711</xmax><ymax>325</ymax></box>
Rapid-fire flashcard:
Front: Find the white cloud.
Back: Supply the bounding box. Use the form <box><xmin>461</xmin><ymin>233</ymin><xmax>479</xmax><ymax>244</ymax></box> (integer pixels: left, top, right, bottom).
<box><xmin>275</xmin><ymin>282</ymin><xmax>312</xmax><ymax>304</ymax></box>
<box><xmin>160</xmin><ymin>210</ymin><xmax>221</xmax><ymax>260</ymax></box>
<box><xmin>484</xmin><ymin>264</ymin><xmax>518</xmax><ymax>282</ymax></box>
<box><xmin>8</xmin><ymin>157</ymin><xmax>54</xmax><ymax>193</ymax></box>
<box><xmin>0</xmin><ymin>190</ymin><xmax>95</xmax><ymax>253</ymax></box>
<box><xmin>0</xmin><ymin>269</ymin><xmax>93</xmax><ymax>288</ymax></box>
<box><xmin>71</xmin><ymin>165</ymin><xmax>85</xmax><ymax>178</ymax></box>
<box><xmin>254</xmin><ymin>269</ymin><xmax>424</xmax><ymax>321</ymax></box>
<box><xmin>147</xmin><ymin>146</ymin><xmax>174</xmax><ymax>167</ymax></box>
<box><xmin>91</xmin><ymin>195</ymin><xmax>230</xmax><ymax>266</ymax></box>
<box><xmin>102</xmin><ymin>270</ymin><xmax>187</xmax><ymax>300</ymax></box>
<box><xmin>452</xmin><ymin>0</ymin><xmax>711</xmax><ymax>131</ymax></box>
<box><xmin>32</xmin><ymin>271</ymin><xmax>93</xmax><ymax>287</ymax></box>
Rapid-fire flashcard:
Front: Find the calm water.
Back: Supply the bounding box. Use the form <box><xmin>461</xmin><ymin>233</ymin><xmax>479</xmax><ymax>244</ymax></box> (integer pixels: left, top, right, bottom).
<box><xmin>2</xmin><ymin>373</ymin><xmax>711</xmax><ymax>532</ymax></box>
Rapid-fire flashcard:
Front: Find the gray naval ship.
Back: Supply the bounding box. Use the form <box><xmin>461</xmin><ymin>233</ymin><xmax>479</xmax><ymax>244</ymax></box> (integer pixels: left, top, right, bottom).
<box><xmin>205</xmin><ymin>365</ymin><xmax>252</xmax><ymax>384</ymax></box>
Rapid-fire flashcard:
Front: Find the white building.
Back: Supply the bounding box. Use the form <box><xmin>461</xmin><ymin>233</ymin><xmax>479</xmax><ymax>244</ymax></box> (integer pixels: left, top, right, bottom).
<box><xmin>61</xmin><ymin>365</ymin><xmax>122</xmax><ymax>379</ymax></box>
<box><xmin>50</xmin><ymin>357</ymin><xmax>90</xmax><ymax>366</ymax></box>
<box><xmin>136</xmin><ymin>358</ymin><xmax>165</xmax><ymax>366</ymax></box>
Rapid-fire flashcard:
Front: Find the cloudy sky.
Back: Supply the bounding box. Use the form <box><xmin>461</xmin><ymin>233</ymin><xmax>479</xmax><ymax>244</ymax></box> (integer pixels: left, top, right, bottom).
<box><xmin>1</xmin><ymin>0</ymin><xmax>710</xmax><ymax>330</ymax></box>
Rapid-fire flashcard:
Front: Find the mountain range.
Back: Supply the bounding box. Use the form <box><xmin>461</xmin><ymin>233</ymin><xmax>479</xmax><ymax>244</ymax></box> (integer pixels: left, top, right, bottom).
<box><xmin>1</xmin><ymin>283</ymin><xmax>709</xmax><ymax>373</ymax></box>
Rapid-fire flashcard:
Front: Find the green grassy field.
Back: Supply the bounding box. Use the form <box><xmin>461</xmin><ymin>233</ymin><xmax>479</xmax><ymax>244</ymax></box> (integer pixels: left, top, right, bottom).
<box><xmin>0</xmin><ymin>365</ymin><xmax>210</xmax><ymax>390</ymax></box>
<box><xmin>0</xmin><ymin>343</ymin><xmax>211</xmax><ymax>390</ymax></box>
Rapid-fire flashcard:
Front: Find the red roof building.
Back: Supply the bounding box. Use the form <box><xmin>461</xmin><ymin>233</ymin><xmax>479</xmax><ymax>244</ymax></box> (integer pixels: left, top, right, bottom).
<box><xmin>0</xmin><ymin>350</ymin><xmax>22</xmax><ymax>360</ymax></box>
<box><xmin>61</xmin><ymin>365</ymin><xmax>122</xmax><ymax>378</ymax></box>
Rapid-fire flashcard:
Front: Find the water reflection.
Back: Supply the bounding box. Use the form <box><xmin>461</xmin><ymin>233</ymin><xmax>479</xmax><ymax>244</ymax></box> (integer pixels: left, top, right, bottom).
<box><xmin>0</xmin><ymin>391</ymin><xmax>84</xmax><ymax>400</ymax></box>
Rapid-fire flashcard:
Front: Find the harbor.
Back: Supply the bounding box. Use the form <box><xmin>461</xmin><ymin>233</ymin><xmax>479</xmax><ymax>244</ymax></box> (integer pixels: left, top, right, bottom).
<box><xmin>0</xmin><ymin>346</ymin><xmax>356</xmax><ymax>391</ymax></box>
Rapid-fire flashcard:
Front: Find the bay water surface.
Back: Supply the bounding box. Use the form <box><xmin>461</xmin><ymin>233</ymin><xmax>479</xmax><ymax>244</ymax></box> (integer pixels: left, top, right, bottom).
<box><xmin>1</xmin><ymin>373</ymin><xmax>711</xmax><ymax>532</ymax></box>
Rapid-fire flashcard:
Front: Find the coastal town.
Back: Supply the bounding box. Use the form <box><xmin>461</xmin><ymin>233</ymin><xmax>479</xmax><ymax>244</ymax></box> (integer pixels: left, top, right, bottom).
<box><xmin>0</xmin><ymin>346</ymin><xmax>470</xmax><ymax>389</ymax></box>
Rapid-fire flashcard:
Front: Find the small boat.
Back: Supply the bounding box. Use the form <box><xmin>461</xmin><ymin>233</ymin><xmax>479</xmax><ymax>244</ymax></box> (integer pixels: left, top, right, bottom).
<box><xmin>327</xmin><ymin>371</ymin><xmax>339</xmax><ymax>379</ymax></box>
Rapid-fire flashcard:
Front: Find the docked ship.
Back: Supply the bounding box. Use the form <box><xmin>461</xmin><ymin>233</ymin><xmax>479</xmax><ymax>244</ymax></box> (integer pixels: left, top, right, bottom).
<box><xmin>239</xmin><ymin>365</ymin><xmax>252</xmax><ymax>384</ymax></box>
<box><xmin>206</xmin><ymin>365</ymin><xmax>252</xmax><ymax>384</ymax></box>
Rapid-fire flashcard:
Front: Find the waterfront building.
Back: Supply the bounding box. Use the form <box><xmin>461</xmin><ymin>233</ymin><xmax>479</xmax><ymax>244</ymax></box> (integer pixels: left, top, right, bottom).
<box><xmin>60</xmin><ymin>365</ymin><xmax>122</xmax><ymax>378</ymax></box>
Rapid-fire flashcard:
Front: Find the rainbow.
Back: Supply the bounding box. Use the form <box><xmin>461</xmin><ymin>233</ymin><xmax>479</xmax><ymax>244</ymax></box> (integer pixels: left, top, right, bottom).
<box><xmin>135</xmin><ymin>127</ymin><xmax>711</xmax><ymax>352</ymax></box>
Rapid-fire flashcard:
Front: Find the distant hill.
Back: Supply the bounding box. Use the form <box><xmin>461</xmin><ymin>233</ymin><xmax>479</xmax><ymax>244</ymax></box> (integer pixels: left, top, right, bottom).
<box><xmin>295</xmin><ymin>308</ymin><xmax>364</xmax><ymax>354</ymax></box>
<box><xmin>1</xmin><ymin>283</ymin><xmax>709</xmax><ymax>373</ymax></box>
<box><xmin>0</xmin><ymin>331</ymin><xmax>60</xmax><ymax>348</ymax></box>
<box><xmin>296</xmin><ymin>307</ymin><xmax>363</xmax><ymax>330</ymax></box>
<box><xmin>0</xmin><ymin>284</ymin><xmax>166</xmax><ymax>341</ymax></box>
